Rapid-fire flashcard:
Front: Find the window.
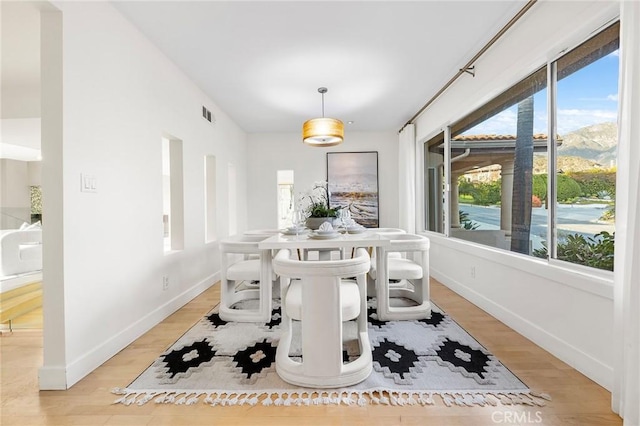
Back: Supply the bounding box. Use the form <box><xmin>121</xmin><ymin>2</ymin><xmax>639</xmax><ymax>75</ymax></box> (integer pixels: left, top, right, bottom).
<box><xmin>162</xmin><ymin>136</ymin><xmax>184</xmax><ymax>252</ymax></box>
<box><xmin>204</xmin><ymin>155</ymin><xmax>216</xmax><ymax>242</ymax></box>
<box><xmin>424</xmin><ymin>132</ymin><xmax>445</xmax><ymax>233</ymax></box>
<box><xmin>227</xmin><ymin>162</ymin><xmax>237</xmax><ymax>236</ymax></box>
<box><xmin>277</xmin><ymin>170</ymin><xmax>294</xmax><ymax>229</ymax></box>
<box><xmin>549</xmin><ymin>23</ymin><xmax>618</xmax><ymax>271</ymax></box>
<box><xmin>450</xmin><ymin>68</ymin><xmax>548</xmax><ymax>255</ymax></box>
<box><xmin>429</xmin><ymin>22</ymin><xmax>618</xmax><ymax>271</ymax></box>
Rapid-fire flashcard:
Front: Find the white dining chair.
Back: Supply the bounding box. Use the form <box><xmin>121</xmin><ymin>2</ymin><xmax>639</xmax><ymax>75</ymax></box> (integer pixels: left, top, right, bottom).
<box><xmin>219</xmin><ymin>235</ymin><xmax>274</xmax><ymax>322</ymax></box>
<box><xmin>369</xmin><ymin>233</ymin><xmax>431</xmax><ymax>321</ymax></box>
<box><xmin>272</xmin><ymin>247</ymin><xmax>372</xmax><ymax>388</ymax></box>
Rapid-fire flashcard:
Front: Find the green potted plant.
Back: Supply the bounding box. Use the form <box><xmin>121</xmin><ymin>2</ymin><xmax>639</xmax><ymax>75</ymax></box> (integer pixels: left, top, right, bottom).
<box><xmin>301</xmin><ymin>182</ymin><xmax>340</xmax><ymax>229</ymax></box>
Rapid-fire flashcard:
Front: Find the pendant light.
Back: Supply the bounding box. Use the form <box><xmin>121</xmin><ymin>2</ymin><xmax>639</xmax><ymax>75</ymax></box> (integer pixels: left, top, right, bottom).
<box><xmin>302</xmin><ymin>87</ymin><xmax>344</xmax><ymax>147</ymax></box>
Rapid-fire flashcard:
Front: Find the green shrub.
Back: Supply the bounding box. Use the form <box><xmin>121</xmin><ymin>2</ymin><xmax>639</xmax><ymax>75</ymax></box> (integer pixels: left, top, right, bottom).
<box><xmin>532</xmin><ymin>174</ymin><xmax>548</xmax><ymax>204</ymax></box>
<box><xmin>471</xmin><ymin>181</ymin><xmax>502</xmax><ymax>206</ymax></box>
<box><xmin>459</xmin><ymin>210</ymin><xmax>479</xmax><ymax>230</ymax></box>
<box><xmin>556</xmin><ymin>174</ymin><xmax>582</xmax><ymax>202</ymax></box>
<box><xmin>569</xmin><ymin>170</ymin><xmax>616</xmax><ymax>198</ymax></box>
<box><xmin>533</xmin><ymin>231</ymin><xmax>614</xmax><ymax>271</ymax></box>
<box><xmin>458</xmin><ymin>178</ymin><xmax>476</xmax><ymax>197</ymax></box>
<box><xmin>600</xmin><ymin>205</ymin><xmax>615</xmax><ymax>221</ymax></box>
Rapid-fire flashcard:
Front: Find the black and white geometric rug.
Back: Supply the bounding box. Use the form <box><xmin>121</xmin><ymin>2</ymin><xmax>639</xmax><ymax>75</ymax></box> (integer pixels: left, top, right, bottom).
<box><xmin>113</xmin><ymin>299</ymin><xmax>550</xmax><ymax>407</ymax></box>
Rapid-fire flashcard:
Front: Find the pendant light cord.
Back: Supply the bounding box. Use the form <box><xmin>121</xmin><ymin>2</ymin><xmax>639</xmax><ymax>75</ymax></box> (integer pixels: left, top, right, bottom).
<box><xmin>318</xmin><ymin>87</ymin><xmax>328</xmax><ymax>118</ymax></box>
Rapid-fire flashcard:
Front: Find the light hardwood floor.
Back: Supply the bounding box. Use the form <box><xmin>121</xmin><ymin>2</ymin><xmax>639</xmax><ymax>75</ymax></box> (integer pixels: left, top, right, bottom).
<box><xmin>1</xmin><ymin>280</ymin><xmax>621</xmax><ymax>426</ymax></box>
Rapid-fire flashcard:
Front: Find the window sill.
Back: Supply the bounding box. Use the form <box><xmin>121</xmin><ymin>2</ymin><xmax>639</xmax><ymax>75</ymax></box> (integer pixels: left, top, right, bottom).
<box><xmin>422</xmin><ymin>231</ymin><xmax>614</xmax><ymax>300</ymax></box>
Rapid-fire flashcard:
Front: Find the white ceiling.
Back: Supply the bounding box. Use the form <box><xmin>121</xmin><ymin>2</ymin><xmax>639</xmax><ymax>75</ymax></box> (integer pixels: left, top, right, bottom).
<box><xmin>0</xmin><ymin>1</ymin><xmax>40</xmax><ymax>118</ymax></box>
<box><xmin>0</xmin><ymin>0</ymin><xmax>529</xmax><ymax>152</ymax></box>
<box><xmin>111</xmin><ymin>1</ymin><xmax>528</xmax><ymax>133</ymax></box>
<box><xmin>1</xmin><ymin>1</ymin><xmax>41</xmax><ymax>161</ymax></box>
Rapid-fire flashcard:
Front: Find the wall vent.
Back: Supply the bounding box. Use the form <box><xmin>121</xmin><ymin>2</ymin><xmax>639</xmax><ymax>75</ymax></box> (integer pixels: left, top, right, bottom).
<box><xmin>202</xmin><ymin>106</ymin><xmax>215</xmax><ymax>124</ymax></box>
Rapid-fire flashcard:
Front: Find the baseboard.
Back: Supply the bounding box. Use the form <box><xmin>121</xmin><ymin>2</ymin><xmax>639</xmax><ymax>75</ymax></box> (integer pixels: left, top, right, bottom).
<box><xmin>38</xmin><ymin>365</ymin><xmax>68</xmax><ymax>390</ymax></box>
<box><xmin>431</xmin><ymin>267</ymin><xmax>614</xmax><ymax>391</ymax></box>
<box><xmin>42</xmin><ymin>272</ymin><xmax>219</xmax><ymax>390</ymax></box>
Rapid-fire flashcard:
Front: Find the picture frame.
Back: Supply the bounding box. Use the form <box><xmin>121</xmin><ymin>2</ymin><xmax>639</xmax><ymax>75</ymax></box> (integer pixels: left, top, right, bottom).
<box><xmin>326</xmin><ymin>151</ymin><xmax>379</xmax><ymax>228</ymax></box>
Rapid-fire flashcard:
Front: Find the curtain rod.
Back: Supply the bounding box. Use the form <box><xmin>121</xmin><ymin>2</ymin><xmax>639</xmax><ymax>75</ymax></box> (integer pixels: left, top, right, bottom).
<box><xmin>400</xmin><ymin>0</ymin><xmax>538</xmax><ymax>133</ymax></box>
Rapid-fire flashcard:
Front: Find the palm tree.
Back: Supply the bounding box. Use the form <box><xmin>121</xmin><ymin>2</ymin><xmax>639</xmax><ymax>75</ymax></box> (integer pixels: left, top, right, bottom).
<box><xmin>510</xmin><ymin>96</ymin><xmax>534</xmax><ymax>254</ymax></box>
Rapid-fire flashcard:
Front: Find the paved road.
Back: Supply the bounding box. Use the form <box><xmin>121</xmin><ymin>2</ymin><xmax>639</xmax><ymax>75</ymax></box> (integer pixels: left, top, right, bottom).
<box><xmin>459</xmin><ymin>203</ymin><xmax>614</xmax><ymax>249</ymax></box>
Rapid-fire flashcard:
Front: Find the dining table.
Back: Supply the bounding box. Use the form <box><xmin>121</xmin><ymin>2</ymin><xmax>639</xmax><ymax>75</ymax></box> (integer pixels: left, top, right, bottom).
<box><xmin>258</xmin><ymin>230</ymin><xmax>391</xmax><ymax>260</ymax></box>
<box><xmin>257</xmin><ymin>230</ymin><xmax>391</xmax><ymax>296</ymax></box>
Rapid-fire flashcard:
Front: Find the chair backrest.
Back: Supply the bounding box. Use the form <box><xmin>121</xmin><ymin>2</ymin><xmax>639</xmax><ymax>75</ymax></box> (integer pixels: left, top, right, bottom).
<box><xmin>243</xmin><ymin>229</ymin><xmax>280</xmax><ymax>236</ymax></box>
<box><xmin>273</xmin><ymin>248</ymin><xmax>370</xmax><ymax>279</ymax></box>
<box><xmin>220</xmin><ymin>235</ymin><xmax>266</xmax><ymax>255</ymax></box>
<box><xmin>387</xmin><ymin>233</ymin><xmax>430</xmax><ymax>252</ymax></box>
<box><xmin>375</xmin><ymin>233</ymin><xmax>429</xmax><ymax>263</ymax></box>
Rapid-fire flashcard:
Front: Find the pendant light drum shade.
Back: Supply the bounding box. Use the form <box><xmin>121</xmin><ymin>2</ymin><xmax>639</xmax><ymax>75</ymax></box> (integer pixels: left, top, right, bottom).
<box><xmin>303</xmin><ymin>117</ymin><xmax>344</xmax><ymax>146</ymax></box>
<box><xmin>302</xmin><ymin>87</ymin><xmax>344</xmax><ymax>147</ymax></box>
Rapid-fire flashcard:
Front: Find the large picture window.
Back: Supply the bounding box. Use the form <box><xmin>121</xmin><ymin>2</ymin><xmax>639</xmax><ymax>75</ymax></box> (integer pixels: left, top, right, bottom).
<box><xmin>427</xmin><ymin>22</ymin><xmax>618</xmax><ymax>272</ymax></box>
<box><xmin>548</xmin><ymin>23</ymin><xmax>618</xmax><ymax>271</ymax></box>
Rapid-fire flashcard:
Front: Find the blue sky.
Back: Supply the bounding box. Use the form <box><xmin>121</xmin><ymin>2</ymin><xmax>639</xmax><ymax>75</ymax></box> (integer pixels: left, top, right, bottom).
<box><xmin>465</xmin><ymin>51</ymin><xmax>619</xmax><ymax>137</ymax></box>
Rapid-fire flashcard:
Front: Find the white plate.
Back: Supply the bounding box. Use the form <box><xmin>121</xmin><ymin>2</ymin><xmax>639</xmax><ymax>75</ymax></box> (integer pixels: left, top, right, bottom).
<box><xmin>281</xmin><ymin>228</ymin><xmax>309</xmax><ymax>235</ymax></box>
<box><xmin>316</xmin><ymin>230</ymin><xmax>336</xmax><ymax>235</ymax></box>
<box><xmin>347</xmin><ymin>228</ymin><xmax>366</xmax><ymax>234</ymax></box>
<box><xmin>309</xmin><ymin>232</ymin><xmax>339</xmax><ymax>240</ymax></box>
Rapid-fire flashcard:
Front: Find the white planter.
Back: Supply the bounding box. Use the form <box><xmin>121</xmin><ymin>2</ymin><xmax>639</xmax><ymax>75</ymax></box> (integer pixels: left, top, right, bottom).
<box><xmin>305</xmin><ymin>217</ymin><xmax>337</xmax><ymax>230</ymax></box>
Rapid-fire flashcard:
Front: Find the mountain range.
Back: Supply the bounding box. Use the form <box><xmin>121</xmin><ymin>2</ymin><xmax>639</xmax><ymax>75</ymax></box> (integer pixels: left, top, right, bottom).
<box><xmin>534</xmin><ymin>122</ymin><xmax>617</xmax><ymax>173</ymax></box>
<box><xmin>558</xmin><ymin>122</ymin><xmax>617</xmax><ymax>168</ymax></box>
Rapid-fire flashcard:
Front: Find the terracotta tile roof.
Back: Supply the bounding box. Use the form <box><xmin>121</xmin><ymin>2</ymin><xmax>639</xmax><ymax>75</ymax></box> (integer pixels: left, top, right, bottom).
<box><xmin>453</xmin><ymin>133</ymin><xmax>549</xmax><ymax>141</ymax></box>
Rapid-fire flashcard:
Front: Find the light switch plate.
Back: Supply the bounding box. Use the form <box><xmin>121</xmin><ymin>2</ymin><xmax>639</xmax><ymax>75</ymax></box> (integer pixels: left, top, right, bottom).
<box><xmin>81</xmin><ymin>173</ymin><xmax>97</xmax><ymax>193</ymax></box>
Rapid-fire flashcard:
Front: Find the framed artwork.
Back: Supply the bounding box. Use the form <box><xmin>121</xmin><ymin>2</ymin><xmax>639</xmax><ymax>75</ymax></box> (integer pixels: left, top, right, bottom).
<box><xmin>326</xmin><ymin>151</ymin><xmax>379</xmax><ymax>228</ymax></box>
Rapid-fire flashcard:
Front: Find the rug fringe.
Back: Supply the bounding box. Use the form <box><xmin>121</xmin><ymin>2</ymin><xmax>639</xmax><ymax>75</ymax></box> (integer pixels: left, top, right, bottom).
<box><xmin>111</xmin><ymin>387</ymin><xmax>550</xmax><ymax>408</ymax></box>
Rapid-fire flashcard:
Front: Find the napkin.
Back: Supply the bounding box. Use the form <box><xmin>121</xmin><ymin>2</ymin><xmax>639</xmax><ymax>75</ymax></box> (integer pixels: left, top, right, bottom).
<box><xmin>346</xmin><ymin>219</ymin><xmax>364</xmax><ymax>229</ymax></box>
<box><xmin>318</xmin><ymin>222</ymin><xmax>334</xmax><ymax>232</ymax></box>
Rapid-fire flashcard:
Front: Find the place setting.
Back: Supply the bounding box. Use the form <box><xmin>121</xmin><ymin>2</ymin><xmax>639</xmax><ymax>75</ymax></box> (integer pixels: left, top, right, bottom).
<box><xmin>343</xmin><ymin>219</ymin><xmax>367</xmax><ymax>235</ymax></box>
<box><xmin>280</xmin><ymin>211</ymin><xmax>309</xmax><ymax>236</ymax></box>
<box><xmin>280</xmin><ymin>226</ymin><xmax>309</xmax><ymax>236</ymax></box>
<box><xmin>332</xmin><ymin>208</ymin><xmax>365</xmax><ymax>234</ymax></box>
<box><xmin>308</xmin><ymin>222</ymin><xmax>340</xmax><ymax>239</ymax></box>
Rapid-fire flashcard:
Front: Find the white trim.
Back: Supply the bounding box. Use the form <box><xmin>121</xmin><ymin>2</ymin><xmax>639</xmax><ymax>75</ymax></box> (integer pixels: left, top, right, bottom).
<box><xmin>39</xmin><ymin>273</ymin><xmax>219</xmax><ymax>390</ymax></box>
<box><xmin>424</xmin><ymin>232</ymin><xmax>614</xmax><ymax>300</ymax></box>
<box><xmin>38</xmin><ymin>366</ymin><xmax>67</xmax><ymax>390</ymax></box>
<box><xmin>430</xmin><ymin>265</ymin><xmax>613</xmax><ymax>391</ymax></box>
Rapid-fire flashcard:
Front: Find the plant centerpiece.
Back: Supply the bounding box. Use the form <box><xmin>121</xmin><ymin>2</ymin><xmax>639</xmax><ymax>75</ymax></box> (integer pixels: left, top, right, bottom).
<box><xmin>299</xmin><ymin>181</ymin><xmax>340</xmax><ymax>230</ymax></box>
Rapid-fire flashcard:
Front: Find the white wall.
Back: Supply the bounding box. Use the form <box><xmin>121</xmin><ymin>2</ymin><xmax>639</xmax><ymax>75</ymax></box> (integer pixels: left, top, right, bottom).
<box><xmin>246</xmin><ymin>131</ymin><xmax>398</xmax><ymax>230</ymax></box>
<box><xmin>40</xmin><ymin>1</ymin><xmax>248</xmax><ymax>388</ymax></box>
<box><xmin>28</xmin><ymin>161</ymin><xmax>41</xmax><ymax>186</ymax></box>
<box><xmin>0</xmin><ymin>159</ymin><xmax>31</xmax><ymax>228</ymax></box>
<box><xmin>414</xmin><ymin>1</ymin><xmax>619</xmax><ymax>390</ymax></box>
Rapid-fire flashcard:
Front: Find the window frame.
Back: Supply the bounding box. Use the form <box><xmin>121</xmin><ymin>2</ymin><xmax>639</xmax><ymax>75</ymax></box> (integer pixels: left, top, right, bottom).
<box><xmin>421</xmin><ymin>20</ymin><xmax>619</xmax><ymax>275</ymax></box>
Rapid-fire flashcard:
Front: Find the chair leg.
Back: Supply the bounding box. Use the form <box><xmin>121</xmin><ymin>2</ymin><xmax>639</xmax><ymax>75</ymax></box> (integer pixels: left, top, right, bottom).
<box><xmin>377</xmin><ymin>276</ymin><xmax>431</xmax><ymax>321</ymax></box>
<box><xmin>219</xmin><ymin>276</ymin><xmax>272</xmax><ymax>322</ymax></box>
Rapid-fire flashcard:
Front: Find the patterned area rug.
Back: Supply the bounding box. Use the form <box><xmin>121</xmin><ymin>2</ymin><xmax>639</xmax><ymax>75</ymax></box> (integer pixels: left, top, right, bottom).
<box><xmin>113</xmin><ymin>299</ymin><xmax>550</xmax><ymax>407</ymax></box>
